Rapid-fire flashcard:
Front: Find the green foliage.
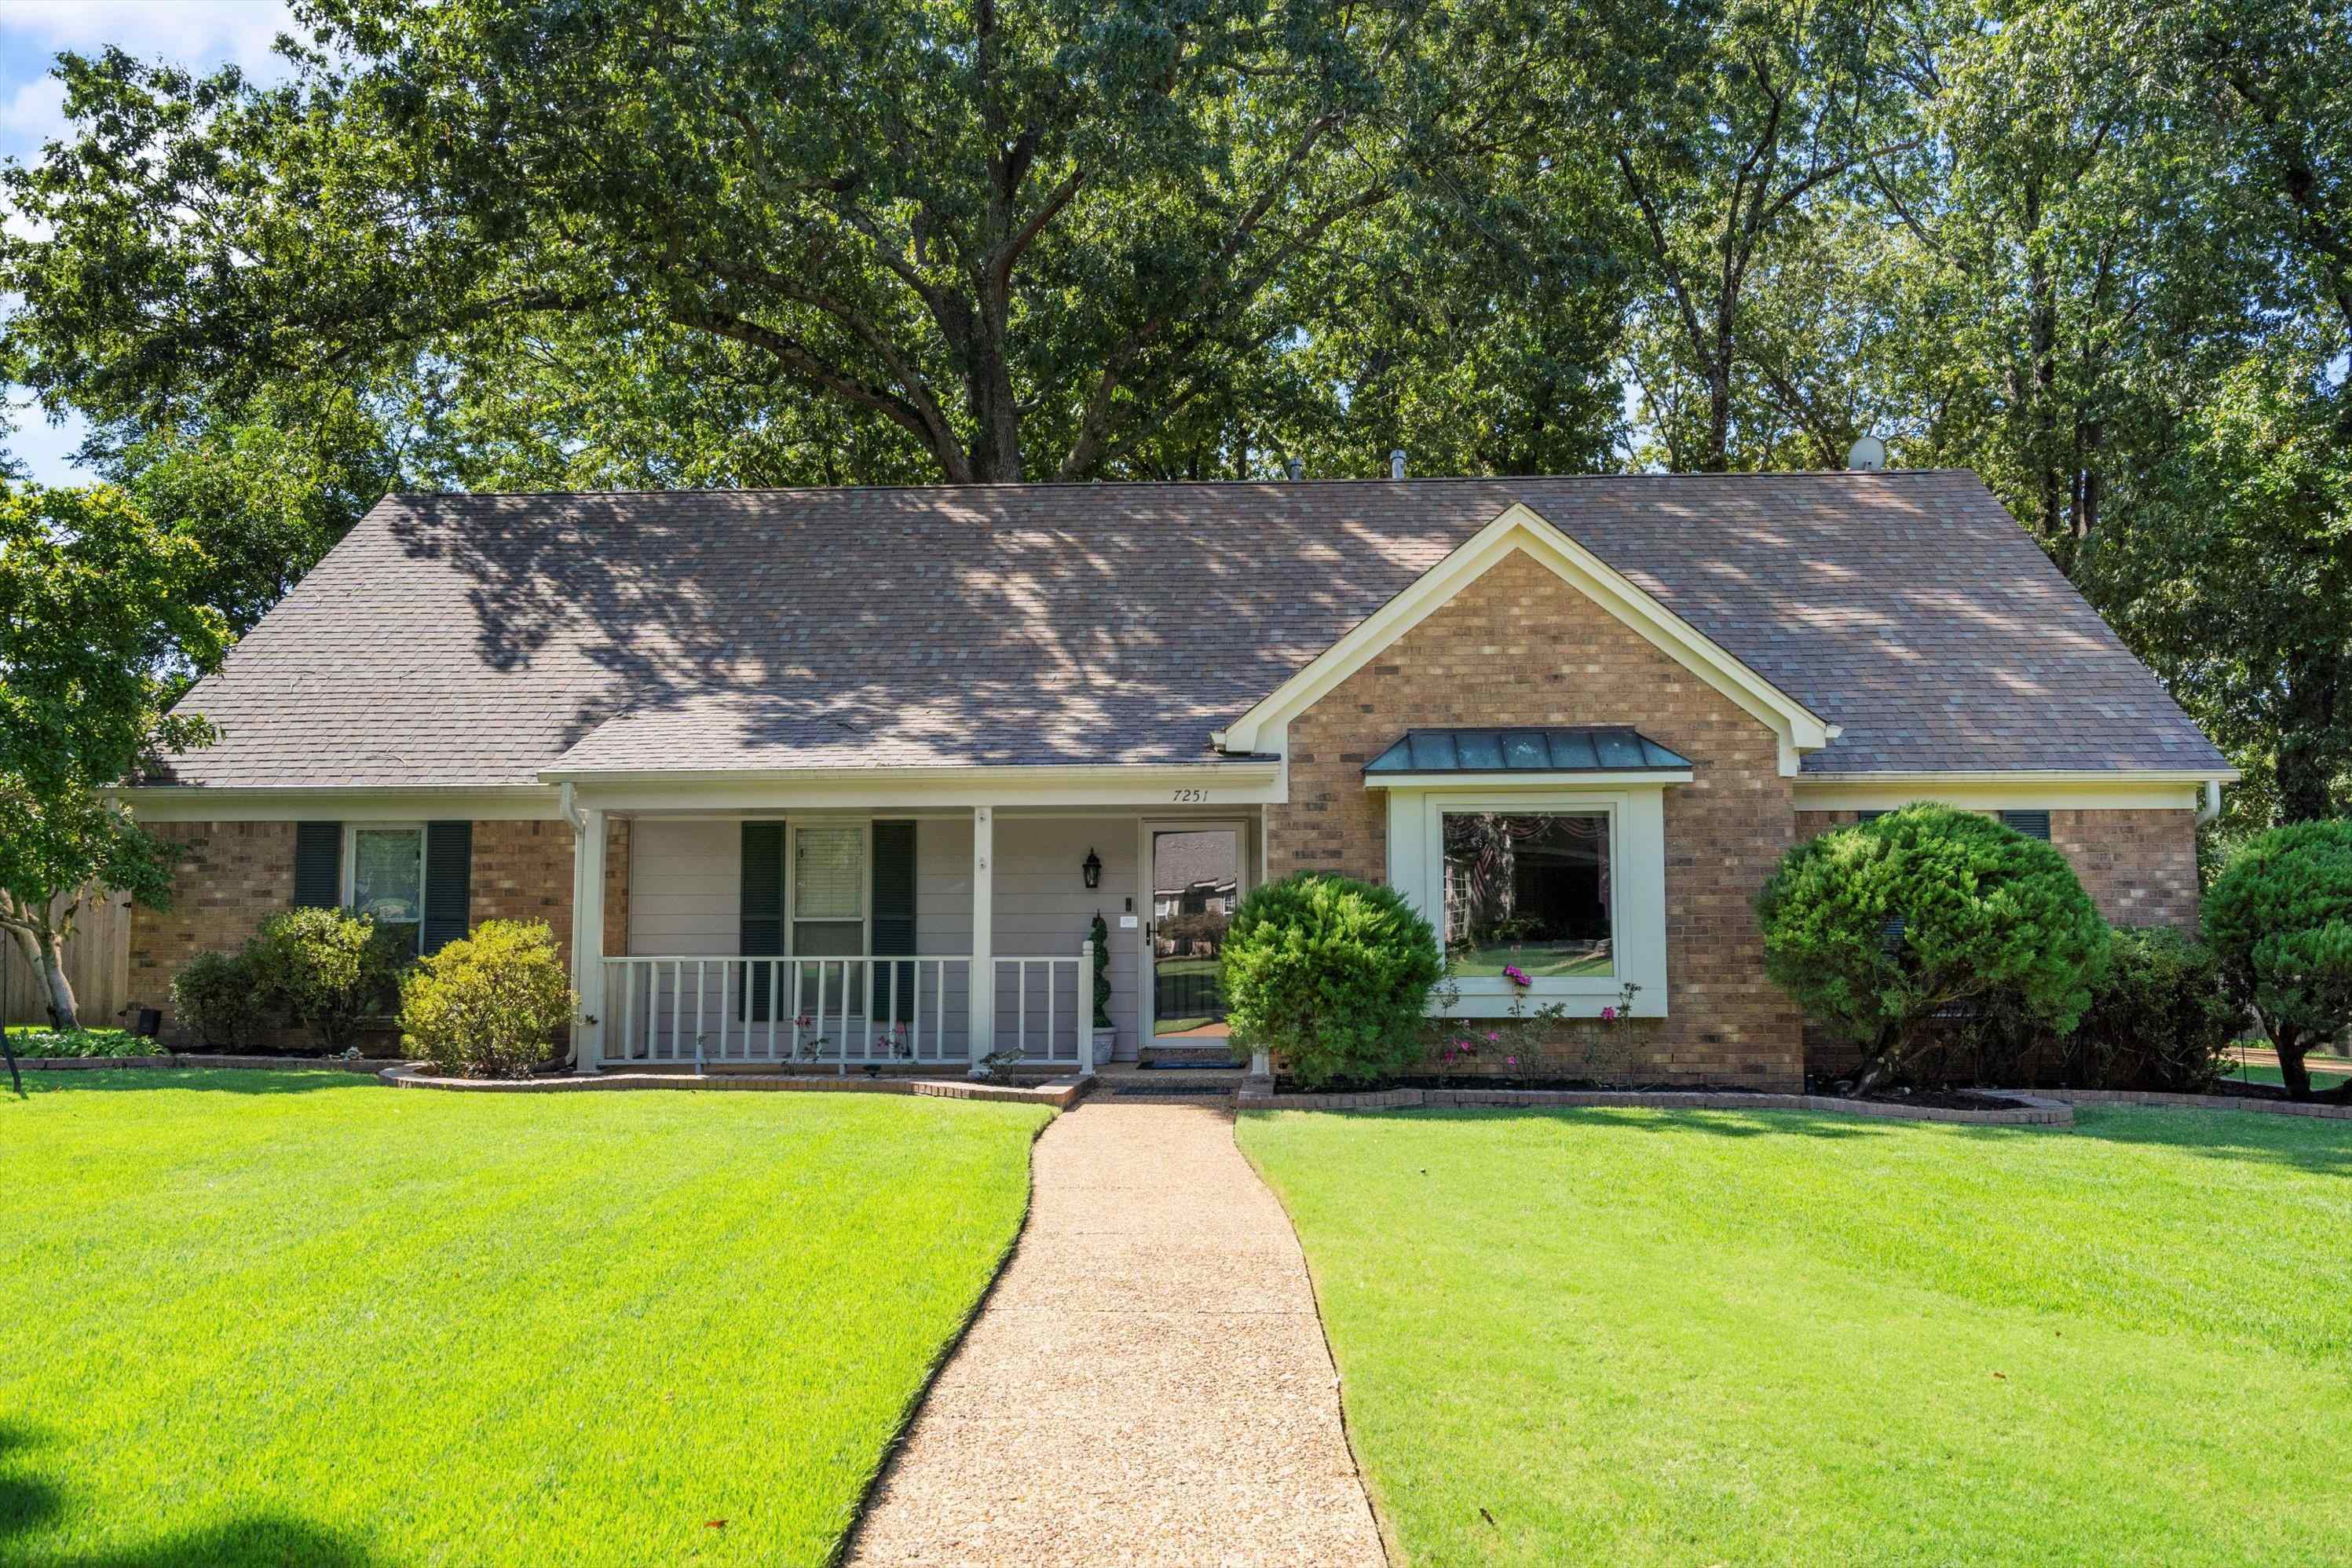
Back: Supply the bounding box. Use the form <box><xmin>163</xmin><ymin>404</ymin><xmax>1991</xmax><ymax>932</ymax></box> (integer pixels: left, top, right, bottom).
<box><xmin>1089</xmin><ymin>912</ymin><xmax>1112</xmax><ymax>1032</ymax></box>
<box><xmin>246</xmin><ymin>908</ymin><xmax>400</xmax><ymax>1051</ymax></box>
<box><xmin>2061</xmin><ymin>927</ymin><xmax>2242</xmax><ymax>1093</ymax></box>
<box><xmin>0</xmin><ymin>2</ymin><xmax>1559</xmax><ymax>487</ymax></box>
<box><xmin>3</xmin><ymin>1025</ymin><xmax>160</xmax><ymax>1058</ymax></box>
<box><xmin>2204</xmin><ymin>819</ymin><xmax>2352</xmax><ymax>1098</ymax></box>
<box><xmin>169</xmin><ymin>948</ymin><xmax>268</xmax><ymax>1049</ymax></box>
<box><xmin>1222</xmin><ymin>872</ymin><xmax>1443</xmax><ymax>1088</ymax></box>
<box><xmin>398</xmin><ymin>919</ymin><xmax>574</xmax><ymax>1079</ymax></box>
<box><xmin>0</xmin><ymin>484</ymin><xmax>231</xmax><ymax>1029</ymax></box>
<box><xmin>1755</xmin><ymin>805</ymin><xmax>2110</xmax><ymax>1094</ymax></box>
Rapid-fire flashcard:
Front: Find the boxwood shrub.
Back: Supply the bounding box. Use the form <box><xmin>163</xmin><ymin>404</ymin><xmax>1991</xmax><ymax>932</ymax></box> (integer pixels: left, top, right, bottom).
<box><xmin>1756</xmin><ymin>803</ymin><xmax>2109</xmax><ymax>1095</ymax></box>
<box><xmin>246</xmin><ymin>907</ymin><xmax>401</xmax><ymax>1051</ymax></box>
<box><xmin>1221</xmin><ymin>872</ymin><xmax>1443</xmax><ymax>1088</ymax></box>
<box><xmin>170</xmin><ymin>948</ymin><xmax>269</xmax><ymax>1049</ymax></box>
<box><xmin>399</xmin><ymin>919</ymin><xmax>574</xmax><ymax>1079</ymax></box>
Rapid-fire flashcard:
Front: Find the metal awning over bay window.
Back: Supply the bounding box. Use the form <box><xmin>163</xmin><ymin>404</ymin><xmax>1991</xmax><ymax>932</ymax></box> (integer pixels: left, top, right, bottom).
<box><xmin>1363</xmin><ymin>726</ymin><xmax>1692</xmax><ymax>784</ymax></box>
<box><xmin>1368</xmin><ymin>727</ymin><xmax>1689</xmax><ymax>1020</ymax></box>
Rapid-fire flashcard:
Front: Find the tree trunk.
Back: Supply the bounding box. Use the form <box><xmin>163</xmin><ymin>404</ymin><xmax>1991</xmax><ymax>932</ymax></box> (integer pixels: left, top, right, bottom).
<box><xmin>8</xmin><ymin>923</ymin><xmax>77</xmax><ymax>1032</ymax></box>
<box><xmin>2277</xmin><ymin>1042</ymin><xmax>2312</xmax><ymax>1100</ymax></box>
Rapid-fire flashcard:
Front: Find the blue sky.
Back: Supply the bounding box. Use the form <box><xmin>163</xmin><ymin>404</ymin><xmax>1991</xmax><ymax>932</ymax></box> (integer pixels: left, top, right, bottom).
<box><xmin>1</xmin><ymin>1</ymin><xmax>295</xmax><ymax>486</ymax></box>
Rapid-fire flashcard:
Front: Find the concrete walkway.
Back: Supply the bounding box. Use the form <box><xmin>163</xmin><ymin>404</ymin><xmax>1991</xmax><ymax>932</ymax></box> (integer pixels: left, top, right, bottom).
<box><xmin>847</xmin><ymin>1098</ymin><xmax>1386</xmax><ymax>1566</ymax></box>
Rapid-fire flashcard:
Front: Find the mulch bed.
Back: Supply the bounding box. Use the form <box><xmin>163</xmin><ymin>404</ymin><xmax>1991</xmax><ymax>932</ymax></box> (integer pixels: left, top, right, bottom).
<box><xmin>1849</xmin><ymin>1088</ymin><xmax>2031</xmax><ymax>1111</ymax></box>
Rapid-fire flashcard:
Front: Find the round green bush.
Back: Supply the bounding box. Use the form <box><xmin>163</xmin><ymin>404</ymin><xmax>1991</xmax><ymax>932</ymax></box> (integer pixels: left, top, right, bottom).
<box><xmin>170</xmin><ymin>948</ymin><xmax>268</xmax><ymax>1049</ymax></box>
<box><xmin>1755</xmin><ymin>804</ymin><xmax>2109</xmax><ymax>1095</ymax></box>
<box><xmin>2204</xmin><ymin>819</ymin><xmax>2352</xmax><ymax>1099</ymax></box>
<box><xmin>399</xmin><ymin>919</ymin><xmax>575</xmax><ymax>1079</ymax></box>
<box><xmin>246</xmin><ymin>907</ymin><xmax>401</xmax><ymax>1050</ymax></box>
<box><xmin>1220</xmin><ymin>872</ymin><xmax>1443</xmax><ymax>1088</ymax></box>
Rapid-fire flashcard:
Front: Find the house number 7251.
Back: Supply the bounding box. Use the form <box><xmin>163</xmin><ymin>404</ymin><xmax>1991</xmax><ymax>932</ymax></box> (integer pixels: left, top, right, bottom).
<box><xmin>1171</xmin><ymin>788</ymin><xmax>1208</xmax><ymax>803</ymax></box>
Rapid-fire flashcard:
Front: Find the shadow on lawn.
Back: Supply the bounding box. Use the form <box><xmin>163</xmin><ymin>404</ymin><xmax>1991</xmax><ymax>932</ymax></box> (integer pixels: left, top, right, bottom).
<box><xmin>0</xmin><ymin>1421</ymin><xmax>379</xmax><ymax>1568</ymax></box>
<box><xmin>1377</xmin><ymin>1106</ymin><xmax>1893</xmax><ymax>1141</ymax></box>
<box><xmin>15</xmin><ymin>1068</ymin><xmax>378</xmax><ymax>1098</ymax></box>
<box><xmin>2043</xmin><ymin>1104</ymin><xmax>2352</xmax><ymax>1177</ymax></box>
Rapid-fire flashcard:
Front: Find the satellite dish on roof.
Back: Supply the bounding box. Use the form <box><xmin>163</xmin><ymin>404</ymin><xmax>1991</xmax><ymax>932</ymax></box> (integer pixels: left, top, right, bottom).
<box><xmin>1846</xmin><ymin>435</ymin><xmax>1887</xmax><ymax>472</ymax></box>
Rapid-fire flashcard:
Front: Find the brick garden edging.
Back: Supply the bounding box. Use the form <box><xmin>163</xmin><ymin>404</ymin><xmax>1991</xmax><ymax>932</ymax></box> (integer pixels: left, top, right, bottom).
<box><xmin>1998</xmin><ymin>1087</ymin><xmax>2352</xmax><ymax>1120</ymax></box>
<box><xmin>1236</xmin><ymin>1084</ymin><xmax>2077</xmax><ymax>1127</ymax></box>
<box><xmin>378</xmin><ymin>1062</ymin><xmax>1093</xmax><ymax>1109</ymax></box>
<box><xmin>16</xmin><ymin>1053</ymin><xmax>389</xmax><ymax>1074</ymax></box>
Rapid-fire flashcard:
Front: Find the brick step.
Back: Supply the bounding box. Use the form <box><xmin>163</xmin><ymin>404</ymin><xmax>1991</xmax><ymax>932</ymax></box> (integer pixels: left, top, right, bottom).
<box><xmin>1139</xmin><ymin>1046</ymin><xmax>1243</xmax><ymax>1065</ymax></box>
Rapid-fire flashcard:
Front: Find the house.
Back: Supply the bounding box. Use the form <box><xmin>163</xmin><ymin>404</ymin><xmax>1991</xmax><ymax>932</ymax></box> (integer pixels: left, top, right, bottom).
<box><xmin>119</xmin><ymin>473</ymin><xmax>2234</xmax><ymax>1088</ymax></box>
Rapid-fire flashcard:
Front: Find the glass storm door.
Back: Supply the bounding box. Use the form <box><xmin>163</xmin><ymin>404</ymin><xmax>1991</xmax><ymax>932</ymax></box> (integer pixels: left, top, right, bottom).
<box><xmin>1146</xmin><ymin>826</ymin><xmax>1243</xmax><ymax>1040</ymax></box>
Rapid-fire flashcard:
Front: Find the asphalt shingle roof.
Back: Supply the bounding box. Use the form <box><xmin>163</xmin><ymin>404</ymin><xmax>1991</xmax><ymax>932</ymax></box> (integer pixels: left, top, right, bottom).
<box><xmin>147</xmin><ymin>471</ymin><xmax>2229</xmax><ymax>788</ymax></box>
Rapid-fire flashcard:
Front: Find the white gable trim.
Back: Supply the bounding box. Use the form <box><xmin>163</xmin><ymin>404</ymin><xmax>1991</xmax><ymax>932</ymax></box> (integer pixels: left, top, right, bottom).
<box><xmin>1213</xmin><ymin>502</ymin><xmax>1836</xmax><ymax>777</ymax></box>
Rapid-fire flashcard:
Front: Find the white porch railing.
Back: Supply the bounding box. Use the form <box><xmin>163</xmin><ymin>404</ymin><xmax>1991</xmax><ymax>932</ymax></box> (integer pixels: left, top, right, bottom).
<box><xmin>601</xmin><ymin>946</ymin><xmax>1092</xmax><ymax>1072</ymax></box>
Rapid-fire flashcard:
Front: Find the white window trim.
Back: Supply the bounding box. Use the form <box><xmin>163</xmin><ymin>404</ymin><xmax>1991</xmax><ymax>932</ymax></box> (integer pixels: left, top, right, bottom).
<box><xmin>785</xmin><ymin>820</ymin><xmax>872</xmax><ymax>956</ymax></box>
<box><xmin>1386</xmin><ymin>785</ymin><xmax>1670</xmax><ymax>1018</ymax></box>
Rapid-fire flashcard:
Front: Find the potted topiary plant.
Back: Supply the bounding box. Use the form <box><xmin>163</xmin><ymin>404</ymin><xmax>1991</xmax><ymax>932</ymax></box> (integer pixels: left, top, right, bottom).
<box><xmin>1089</xmin><ymin>912</ymin><xmax>1116</xmax><ymax>1068</ymax></box>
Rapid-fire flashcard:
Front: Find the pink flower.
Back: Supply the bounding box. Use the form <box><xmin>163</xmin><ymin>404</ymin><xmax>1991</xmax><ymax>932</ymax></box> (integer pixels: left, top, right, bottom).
<box><xmin>1502</xmin><ymin>965</ymin><xmax>1532</xmax><ymax>988</ymax></box>
<box><xmin>1600</xmin><ymin>1006</ymin><xmax>1617</xmax><ymax>1022</ymax></box>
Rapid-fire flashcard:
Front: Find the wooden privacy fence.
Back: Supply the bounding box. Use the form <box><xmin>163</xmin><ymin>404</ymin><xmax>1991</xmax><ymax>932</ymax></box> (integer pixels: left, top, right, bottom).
<box><xmin>0</xmin><ymin>892</ymin><xmax>131</xmax><ymax>1027</ymax></box>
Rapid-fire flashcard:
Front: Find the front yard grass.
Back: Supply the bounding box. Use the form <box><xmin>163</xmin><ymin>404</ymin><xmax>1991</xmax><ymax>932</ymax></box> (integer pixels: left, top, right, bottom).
<box><xmin>1240</xmin><ymin>1105</ymin><xmax>2352</xmax><ymax>1566</ymax></box>
<box><xmin>0</xmin><ymin>1070</ymin><xmax>1051</xmax><ymax>1567</ymax></box>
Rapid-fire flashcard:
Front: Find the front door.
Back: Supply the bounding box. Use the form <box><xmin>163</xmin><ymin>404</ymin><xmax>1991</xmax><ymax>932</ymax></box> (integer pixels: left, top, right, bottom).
<box><xmin>1140</xmin><ymin>822</ymin><xmax>1247</xmax><ymax>1046</ymax></box>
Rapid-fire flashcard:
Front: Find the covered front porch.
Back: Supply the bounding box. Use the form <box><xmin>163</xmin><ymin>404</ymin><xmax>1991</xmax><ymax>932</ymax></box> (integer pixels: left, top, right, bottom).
<box><xmin>565</xmin><ymin>799</ymin><xmax>1266</xmax><ymax>1076</ymax></box>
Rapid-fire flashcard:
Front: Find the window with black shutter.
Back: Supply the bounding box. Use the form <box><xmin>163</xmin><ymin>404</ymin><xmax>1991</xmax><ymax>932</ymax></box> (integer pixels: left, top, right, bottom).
<box><xmin>1999</xmin><ymin>810</ymin><xmax>2052</xmax><ymax>841</ymax></box>
<box><xmin>872</xmin><ymin>821</ymin><xmax>917</xmax><ymax>1023</ymax></box>
<box><xmin>421</xmin><ymin>821</ymin><xmax>473</xmax><ymax>954</ymax></box>
<box><xmin>1855</xmin><ymin>810</ymin><xmax>1889</xmax><ymax>824</ymax></box>
<box><xmin>741</xmin><ymin>822</ymin><xmax>785</xmax><ymax>1020</ymax></box>
<box><xmin>293</xmin><ymin>822</ymin><xmax>342</xmax><ymax>908</ymax></box>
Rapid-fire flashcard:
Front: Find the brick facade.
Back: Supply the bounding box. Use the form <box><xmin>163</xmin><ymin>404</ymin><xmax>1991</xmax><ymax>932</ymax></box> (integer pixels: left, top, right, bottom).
<box><xmin>1267</xmin><ymin>550</ymin><xmax>1806</xmax><ymax>1089</ymax></box>
<box><xmin>132</xmin><ymin>816</ymin><xmax>632</xmax><ymax>1042</ymax></box>
<box><xmin>133</xmin><ymin>821</ymin><xmax>298</xmax><ymax>1027</ymax></box>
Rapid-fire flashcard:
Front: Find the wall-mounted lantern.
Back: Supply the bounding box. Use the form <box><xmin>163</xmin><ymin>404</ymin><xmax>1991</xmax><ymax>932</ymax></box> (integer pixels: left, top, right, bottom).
<box><xmin>1081</xmin><ymin>848</ymin><xmax>1103</xmax><ymax>889</ymax></box>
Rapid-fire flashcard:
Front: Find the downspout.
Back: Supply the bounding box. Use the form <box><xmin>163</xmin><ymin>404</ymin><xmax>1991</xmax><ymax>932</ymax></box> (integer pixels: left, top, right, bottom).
<box><xmin>559</xmin><ymin>782</ymin><xmax>589</xmax><ymax>1072</ymax></box>
<box><xmin>2197</xmin><ymin>779</ymin><xmax>2225</xmax><ymax>824</ymax></box>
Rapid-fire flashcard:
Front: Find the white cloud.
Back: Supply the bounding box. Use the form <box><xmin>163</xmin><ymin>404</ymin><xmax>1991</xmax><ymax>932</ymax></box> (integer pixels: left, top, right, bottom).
<box><xmin>0</xmin><ymin>2</ymin><xmax>299</xmax><ymax>78</ymax></box>
<box><xmin>0</xmin><ymin>72</ymin><xmax>62</xmax><ymax>141</ymax></box>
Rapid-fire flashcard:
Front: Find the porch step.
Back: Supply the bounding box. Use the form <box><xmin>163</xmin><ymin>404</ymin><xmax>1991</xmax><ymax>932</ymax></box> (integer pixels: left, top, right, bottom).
<box><xmin>1139</xmin><ymin>1046</ymin><xmax>1244</xmax><ymax>1066</ymax></box>
<box><xmin>1096</xmin><ymin>1066</ymin><xmax>1245</xmax><ymax>1095</ymax></box>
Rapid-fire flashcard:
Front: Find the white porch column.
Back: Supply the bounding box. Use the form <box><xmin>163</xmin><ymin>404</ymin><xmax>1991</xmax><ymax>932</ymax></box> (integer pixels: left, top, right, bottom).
<box><xmin>569</xmin><ymin>801</ymin><xmax>609</xmax><ymax>1074</ymax></box>
<box><xmin>968</xmin><ymin>805</ymin><xmax>994</xmax><ymax>1073</ymax></box>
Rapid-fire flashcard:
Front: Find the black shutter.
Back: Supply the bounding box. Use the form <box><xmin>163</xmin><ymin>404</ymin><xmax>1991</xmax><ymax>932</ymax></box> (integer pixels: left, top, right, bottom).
<box><xmin>1855</xmin><ymin>810</ymin><xmax>1889</xmax><ymax>824</ymax></box>
<box><xmin>2000</xmin><ymin>810</ymin><xmax>2052</xmax><ymax>841</ymax></box>
<box><xmin>872</xmin><ymin>821</ymin><xmax>917</xmax><ymax>1022</ymax></box>
<box><xmin>422</xmin><ymin>821</ymin><xmax>472</xmax><ymax>954</ymax></box>
<box><xmin>293</xmin><ymin>822</ymin><xmax>342</xmax><ymax>908</ymax></box>
<box><xmin>741</xmin><ymin>823</ymin><xmax>785</xmax><ymax>1021</ymax></box>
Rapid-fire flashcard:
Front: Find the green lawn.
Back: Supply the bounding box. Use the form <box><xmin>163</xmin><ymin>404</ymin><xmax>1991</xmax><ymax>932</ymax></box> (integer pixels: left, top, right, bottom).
<box><xmin>1241</xmin><ymin>1105</ymin><xmax>2352</xmax><ymax>1566</ymax></box>
<box><xmin>0</xmin><ymin>1070</ymin><xmax>1052</xmax><ymax>1567</ymax></box>
<box><xmin>2222</xmin><ymin>1061</ymin><xmax>2350</xmax><ymax>1089</ymax></box>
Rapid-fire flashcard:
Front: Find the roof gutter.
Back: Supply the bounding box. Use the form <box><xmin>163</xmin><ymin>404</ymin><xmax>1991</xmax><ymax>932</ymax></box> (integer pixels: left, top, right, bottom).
<box><xmin>536</xmin><ymin>758</ymin><xmax>1284</xmax><ymax>788</ymax></box>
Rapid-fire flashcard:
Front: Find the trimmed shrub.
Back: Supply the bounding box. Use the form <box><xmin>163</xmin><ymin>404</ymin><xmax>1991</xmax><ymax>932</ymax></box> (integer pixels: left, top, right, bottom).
<box><xmin>1221</xmin><ymin>872</ymin><xmax>1443</xmax><ymax>1088</ymax></box>
<box><xmin>2205</xmin><ymin>820</ymin><xmax>2352</xmax><ymax>1100</ymax></box>
<box><xmin>1756</xmin><ymin>803</ymin><xmax>2109</xmax><ymax>1095</ymax></box>
<box><xmin>170</xmin><ymin>948</ymin><xmax>268</xmax><ymax>1049</ymax></box>
<box><xmin>2061</xmin><ymin>927</ymin><xmax>2240</xmax><ymax>1092</ymax></box>
<box><xmin>247</xmin><ymin>907</ymin><xmax>400</xmax><ymax>1051</ymax></box>
<box><xmin>398</xmin><ymin>919</ymin><xmax>574</xmax><ymax>1079</ymax></box>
